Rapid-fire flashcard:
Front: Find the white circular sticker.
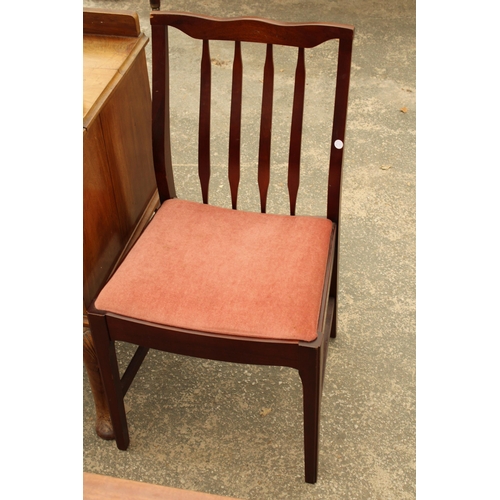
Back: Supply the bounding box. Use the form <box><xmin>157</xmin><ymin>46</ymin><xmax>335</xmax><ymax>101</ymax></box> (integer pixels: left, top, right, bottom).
<box><xmin>334</xmin><ymin>139</ymin><xmax>344</xmax><ymax>150</ymax></box>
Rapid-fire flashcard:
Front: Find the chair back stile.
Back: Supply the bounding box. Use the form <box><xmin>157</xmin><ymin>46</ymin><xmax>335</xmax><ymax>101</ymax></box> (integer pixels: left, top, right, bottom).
<box><xmin>151</xmin><ymin>23</ymin><xmax>176</xmax><ymax>202</ymax></box>
<box><xmin>327</xmin><ymin>36</ymin><xmax>354</xmax><ymax>225</ymax></box>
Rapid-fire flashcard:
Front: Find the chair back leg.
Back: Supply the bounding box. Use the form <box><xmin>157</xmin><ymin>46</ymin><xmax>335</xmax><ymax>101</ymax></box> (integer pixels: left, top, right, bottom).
<box><xmin>329</xmin><ymin>236</ymin><xmax>339</xmax><ymax>339</ymax></box>
<box><xmin>298</xmin><ymin>341</ymin><xmax>326</xmax><ymax>484</ymax></box>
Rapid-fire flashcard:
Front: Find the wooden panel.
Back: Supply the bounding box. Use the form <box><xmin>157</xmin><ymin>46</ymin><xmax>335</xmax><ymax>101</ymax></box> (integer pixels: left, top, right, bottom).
<box><xmin>83</xmin><ymin>122</ymin><xmax>124</xmax><ymax>307</ymax></box>
<box><xmin>84</xmin><ymin>25</ymin><xmax>158</xmax><ymax>306</ymax></box>
<box><xmin>258</xmin><ymin>44</ymin><xmax>274</xmax><ymax>213</ymax></box>
<box><xmin>150</xmin><ymin>12</ymin><xmax>354</xmax><ymax>48</ymax></box>
<box><xmin>83</xmin><ymin>9</ymin><xmax>141</xmax><ymax>37</ymax></box>
<box><xmin>99</xmin><ymin>50</ymin><xmax>158</xmax><ymax>232</ymax></box>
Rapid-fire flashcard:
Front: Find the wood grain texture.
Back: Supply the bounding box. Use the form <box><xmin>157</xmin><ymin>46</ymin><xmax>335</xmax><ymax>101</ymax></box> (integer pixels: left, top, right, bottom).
<box><xmin>83</xmin><ymin>33</ymin><xmax>148</xmax><ymax>129</ymax></box>
<box><xmin>84</xmin><ymin>17</ymin><xmax>159</xmax><ymax>304</ymax></box>
<box><xmin>98</xmin><ymin>50</ymin><xmax>157</xmax><ymax>231</ymax></box>
<box><xmin>83</xmin><ymin>8</ymin><xmax>140</xmax><ymax>37</ymax></box>
<box><xmin>83</xmin><ymin>121</ymin><xmax>124</xmax><ymax>307</ymax></box>
<box><xmin>83</xmin><ymin>8</ymin><xmax>161</xmax><ymax>447</ymax></box>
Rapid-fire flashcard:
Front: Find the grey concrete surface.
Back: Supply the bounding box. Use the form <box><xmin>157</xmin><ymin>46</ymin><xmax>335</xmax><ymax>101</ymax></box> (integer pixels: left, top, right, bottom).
<box><xmin>83</xmin><ymin>0</ymin><xmax>416</xmax><ymax>498</ymax></box>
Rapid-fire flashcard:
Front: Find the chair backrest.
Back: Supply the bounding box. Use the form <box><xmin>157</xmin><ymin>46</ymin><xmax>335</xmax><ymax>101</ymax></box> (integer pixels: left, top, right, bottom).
<box><xmin>150</xmin><ymin>12</ymin><xmax>354</xmax><ymax>223</ymax></box>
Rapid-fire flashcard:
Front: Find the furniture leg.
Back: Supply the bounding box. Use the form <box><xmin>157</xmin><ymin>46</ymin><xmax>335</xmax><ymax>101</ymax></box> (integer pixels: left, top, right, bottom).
<box><xmin>330</xmin><ymin>240</ymin><xmax>339</xmax><ymax>339</ymax></box>
<box><xmin>88</xmin><ymin>313</ymin><xmax>130</xmax><ymax>450</ymax></box>
<box><xmin>330</xmin><ymin>300</ymin><xmax>337</xmax><ymax>339</ymax></box>
<box><xmin>299</xmin><ymin>346</ymin><xmax>323</xmax><ymax>484</ymax></box>
<box><xmin>83</xmin><ymin>330</ymin><xmax>115</xmax><ymax>440</ymax></box>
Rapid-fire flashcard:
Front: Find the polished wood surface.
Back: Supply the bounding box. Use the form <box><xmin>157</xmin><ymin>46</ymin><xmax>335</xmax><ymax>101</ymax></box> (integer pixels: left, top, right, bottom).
<box><xmin>83</xmin><ymin>10</ymin><xmax>158</xmax><ymax>308</ymax></box>
<box><xmin>83</xmin><ymin>8</ymin><xmax>141</xmax><ymax>37</ymax></box>
<box><xmin>83</xmin><ymin>34</ymin><xmax>147</xmax><ymax>128</ymax></box>
<box><xmin>83</xmin><ymin>122</ymin><xmax>124</xmax><ymax>307</ymax></box>
<box><xmin>83</xmin><ymin>473</ymin><xmax>240</xmax><ymax>500</ymax></box>
<box><xmin>83</xmin><ymin>9</ymin><xmax>159</xmax><ymax>439</ymax></box>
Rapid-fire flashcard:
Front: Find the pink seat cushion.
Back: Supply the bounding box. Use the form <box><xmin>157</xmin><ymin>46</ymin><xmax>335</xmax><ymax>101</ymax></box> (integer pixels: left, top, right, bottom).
<box><xmin>95</xmin><ymin>199</ymin><xmax>333</xmax><ymax>342</ymax></box>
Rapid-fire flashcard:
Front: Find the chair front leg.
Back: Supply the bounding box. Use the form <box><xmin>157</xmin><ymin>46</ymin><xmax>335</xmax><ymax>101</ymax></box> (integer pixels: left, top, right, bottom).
<box><xmin>88</xmin><ymin>312</ymin><xmax>130</xmax><ymax>450</ymax></box>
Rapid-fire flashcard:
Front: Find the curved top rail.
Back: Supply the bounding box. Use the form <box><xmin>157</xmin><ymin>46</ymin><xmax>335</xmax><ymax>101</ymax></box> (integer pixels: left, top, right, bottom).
<box><xmin>150</xmin><ymin>11</ymin><xmax>354</xmax><ymax>47</ymax></box>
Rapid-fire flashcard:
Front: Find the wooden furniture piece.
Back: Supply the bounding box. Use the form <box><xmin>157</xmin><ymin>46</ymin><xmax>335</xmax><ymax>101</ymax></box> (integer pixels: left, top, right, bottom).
<box><xmin>87</xmin><ymin>11</ymin><xmax>354</xmax><ymax>484</ymax></box>
<box><xmin>83</xmin><ymin>473</ymin><xmax>240</xmax><ymax>500</ymax></box>
<box><xmin>83</xmin><ymin>8</ymin><xmax>160</xmax><ymax>440</ymax></box>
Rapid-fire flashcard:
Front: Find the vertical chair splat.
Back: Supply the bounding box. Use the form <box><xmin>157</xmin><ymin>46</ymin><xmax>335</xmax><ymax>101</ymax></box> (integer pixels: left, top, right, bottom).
<box><xmin>288</xmin><ymin>47</ymin><xmax>306</xmax><ymax>216</ymax></box>
<box><xmin>258</xmin><ymin>44</ymin><xmax>274</xmax><ymax>213</ymax></box>
<box><xmin>228</xmin><ymin>41</ymin><xmax>243</xmax><ymax>210</ymax></box>
<box><xmin>199</xmin><ymin>39</ymin><xmax>212</xmax><ymax>204</ymax></box>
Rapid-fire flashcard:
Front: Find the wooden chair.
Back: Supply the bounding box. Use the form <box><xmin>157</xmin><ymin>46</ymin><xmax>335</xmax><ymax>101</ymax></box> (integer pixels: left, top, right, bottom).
<box><xmin>87</xmin><ymin>11</ymin><xmax>354</xmax><ymax>484</ymax></box>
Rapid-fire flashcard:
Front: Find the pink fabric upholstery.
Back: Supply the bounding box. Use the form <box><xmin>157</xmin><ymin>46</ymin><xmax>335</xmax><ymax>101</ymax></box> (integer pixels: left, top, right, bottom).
<box><xmin>95</xmin><ymin>199</ymin><xmax>333</xmax><ymax>342</ymax></box>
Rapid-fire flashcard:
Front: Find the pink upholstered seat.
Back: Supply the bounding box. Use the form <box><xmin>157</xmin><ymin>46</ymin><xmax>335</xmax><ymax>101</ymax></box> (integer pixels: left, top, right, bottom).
<box><xmin>95</xmin><ymin>198</ymin><xmax>333</xmax><ymax>342</ymax></box>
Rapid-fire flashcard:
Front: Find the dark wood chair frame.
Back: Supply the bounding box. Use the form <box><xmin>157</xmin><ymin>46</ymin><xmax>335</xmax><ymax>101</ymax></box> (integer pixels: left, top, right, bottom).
<box><xmin>87</xmin><ymin>11</ymin><xmax>354</xmax><ymax>484</ymax></box>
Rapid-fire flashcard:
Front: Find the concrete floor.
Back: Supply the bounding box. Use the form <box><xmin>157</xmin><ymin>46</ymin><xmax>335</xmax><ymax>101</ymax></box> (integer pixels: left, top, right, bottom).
<box><xmin>83</xmin><ymin>0</ymin><xmax>416</xmax><ymax>498</ymax></box>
